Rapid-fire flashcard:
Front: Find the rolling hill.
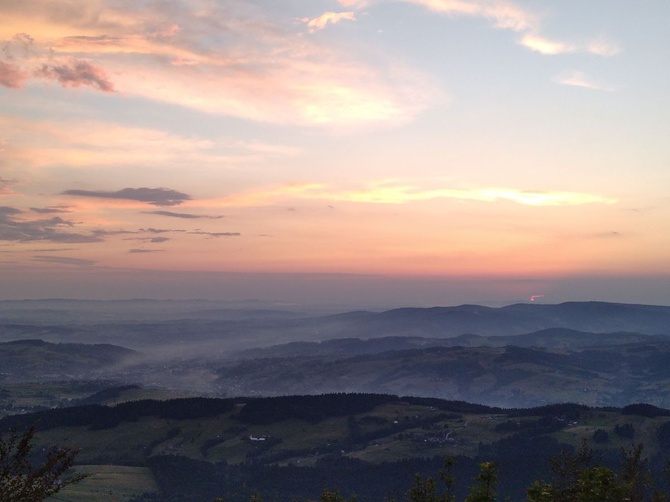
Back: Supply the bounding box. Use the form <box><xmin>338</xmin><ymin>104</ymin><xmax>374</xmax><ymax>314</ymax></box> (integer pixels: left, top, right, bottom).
<box><xmin>0</xmin><ymin>339</ymin><xmax>136</xmax><ymax>381</ymax></box>
<box><xmin>217</xmin><ymin>340</ymin><xmax>670</xmax><ymax>408</ymax></box>
<box><xmin>3</xmin><ymin>391</ymin><xmax>670</xmax><ymax>501</ymax></box>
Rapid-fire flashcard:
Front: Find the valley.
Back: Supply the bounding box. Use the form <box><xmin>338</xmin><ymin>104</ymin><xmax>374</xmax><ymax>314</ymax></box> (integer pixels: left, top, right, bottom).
<box><xmin>2</xmin><ymin>299</ymin><xmax>670</xmax><ymax>500</ymax></box>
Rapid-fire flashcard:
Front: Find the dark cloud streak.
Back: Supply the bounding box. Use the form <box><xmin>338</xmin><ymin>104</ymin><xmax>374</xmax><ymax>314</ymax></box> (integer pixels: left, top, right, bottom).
<box><xmin>63</xmin><ymin>187</ymin><xmax>191</xmax><ymax>206</ymax></box>
<box><xmin>123</xmin><ymin>236</ymin><xmax>170</xmax><ymax>243</ymax></box>
<box><xmin>30</xmin><ymin>207</ymin><xmax>71</xmax><ymax>214</ymax></box>
<box><xmin>1</xmin><ymin>34</ymin><xmax>115</xmax><ymax>93</ymax></box>
<box><xmin>31</xmin><ymin>247</ymin><xmax>78</xmax><ymax>252</ymax></box>
<box><xmin>129</xmin><ymin>248</ymin><xmax>163</xmax><ymax>253</ymax></box>
<box><xmin>140</xmin><ymin>228</ymin><xmax>186</xmax><ymax>234</ymax></box>
<box><xmin>35</xmin><ymin>59</ymin><xmax>115</xmax><ymax>93</ymax></box>
<box><xmin>144</xmin><ymin>210</ymin><xmax>223</xmax><ymax>219</ymax></box>
<box><xmin>32</xmin><ymin>255</ymin><xmax>97</xmax><ymax>266</ymax></box>
<box><xmin>0</xmin><ymin>206</ymin><xmax>22</xmax><ymax>215</ymax></box>
<box><xmin>189</xmin><ymin>231</ymin><xmax>240</xmax><ymax>238</ymax></box>
<box><xmin>0</xmin><ymin>205</ymin><xmax>102</xmax><ymax>243</ymax></box>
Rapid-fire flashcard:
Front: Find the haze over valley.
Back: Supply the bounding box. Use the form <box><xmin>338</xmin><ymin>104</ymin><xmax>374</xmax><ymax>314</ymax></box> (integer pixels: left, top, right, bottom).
<box><xmin>3</xmin><ymin>299</ymin><xmax>670</xmax><ymax>412</ymax></box>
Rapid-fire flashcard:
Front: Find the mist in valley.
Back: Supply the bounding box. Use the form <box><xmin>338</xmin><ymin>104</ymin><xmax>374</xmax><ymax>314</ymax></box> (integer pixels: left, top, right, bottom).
<box><xmin>3</xmin><ymin>299</ymin><xmax>670</xmax><ymax>409</ymax></box>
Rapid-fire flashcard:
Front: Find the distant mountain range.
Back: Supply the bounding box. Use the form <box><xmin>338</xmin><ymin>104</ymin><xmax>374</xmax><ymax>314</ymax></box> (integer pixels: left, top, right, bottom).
<box><xmin>2</xmin><ymin>300</ymin><xmax>670</xmax><ymax>408</ymax></box>
<box><xmin>2</xmin><ymin>300</ymin><xmax>669</xmax><ymax>352</ymax></box>
<box><xmin>306</xmin><ymin>301</ymin><xmax>670</xmax><ymax>339</ymax></box>
<box><xmin>236</xmin><ymin>329</ymin><xmax>668</xmax><ymax>359</ymax></box>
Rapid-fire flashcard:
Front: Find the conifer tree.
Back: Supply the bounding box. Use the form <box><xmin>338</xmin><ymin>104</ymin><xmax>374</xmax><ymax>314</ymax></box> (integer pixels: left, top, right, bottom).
<box><xmin>0</xmin><ymin>425</ymin><xmax>84</xmax><ymax>502</ymax></box>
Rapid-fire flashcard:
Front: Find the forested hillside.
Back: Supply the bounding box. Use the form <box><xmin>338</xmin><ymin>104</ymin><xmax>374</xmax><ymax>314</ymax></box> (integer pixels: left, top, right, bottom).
<box><xmin>3</xmin><ymin>392</ymin><xmax>670</xmax><ymax>501</ymax></box>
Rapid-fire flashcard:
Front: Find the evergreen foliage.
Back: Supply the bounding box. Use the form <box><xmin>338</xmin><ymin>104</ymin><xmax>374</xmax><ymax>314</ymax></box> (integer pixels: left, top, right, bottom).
<box><xmin>0</xmin><ymin>397</ymin><xmax>238</xmax><ymax>432</ymax></box>
<box><xmin>593</xmin><ymin>429</ymin><xmax>609</xmax><ymax>443</ymax></box>
<box><xmin>235</xmin><ymin>394</ymin><xmax>396</xmax><ymax>424</ymax></box>
<box><xmin>614</xmin><ymin>423</ymin><xmax>635</xmax><ymax>439</ymax></box>
<box><xmin>0</xmin><ymin>425</ymin><xmax>84</xmax><ymax>502</ymax></box>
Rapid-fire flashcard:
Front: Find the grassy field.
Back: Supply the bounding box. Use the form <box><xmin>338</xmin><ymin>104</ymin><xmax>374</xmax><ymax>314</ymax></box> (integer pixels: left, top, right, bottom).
<box><xmin>0</xmin><ymin>381</ymin><xmax>113</xmax><ymax>414</ymax></box>
<box><xmin>47</xmin><ymin>465</ymin><xmax>158</xmax><ymax>502</ymax></box>
<box><xmin>0</xmin><ymin>381</ymin><xmax>185</xmax><ymax>419</ymax></box>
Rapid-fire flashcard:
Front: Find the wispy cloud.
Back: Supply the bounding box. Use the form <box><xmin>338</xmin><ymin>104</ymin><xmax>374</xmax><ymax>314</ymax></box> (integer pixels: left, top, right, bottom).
<box><xmin>587</xmin><ymin>38</ymin><xmax>621</xmax><ymax>57</ymax></box>
<box><xmin>62</xmin><ymin>187</ymin><xmax>191</xmax><ymax>207</ymax></box>
<box><xmin>144</xmin><ymin>210</ymin><xmax>222</xmax><ymax>219</ymax></box>
<box><xmin>0</xmin><ymin>33</ymin><xmax>115</xmax><ymax>92</ymax></box>
<box><xmin>129</xmin><ymin>248</ymin><xmax>163</xmax><ymax>254</ymax></box>
<box><xmin>0</xmin><ymin>206</ymin><xmax>24</xmax><ymax>217</ymax></box>
<box><xmin>553</xmin><ymin>70</ymin><xmax>614</xmax><ymax>91</ymax></box>
<box><xmin>35</xmin><ymin>59</ymin><xmax>114</xmax><ymax>92</ymax></box>
<box><xmin>198</xmin><ymin>183</ymin><xmax>326</xmax><ymax>208</ymax></box>
<box><xmin>519</xmin><ymin>34</ymin><xmax>574</xmax><ymax>55</ymax></box>
<box><xmin>302</xmin><ymin>12</ymin><xmax>356</xmax><ymax>33</ymax></box>
<box><xmin>314</xmin><ymin>184</ymin><xmax>618</xmax><ymax>206</ymax></box>
<box><xmin>32</xmin><ymin>255</ymin><xmax>97</xmax><ymax>266</ymax></box>
<box><xmin>29</xmin><ymin>206</ymin><xmax>71</xmax><ymax>214</ymax></box>
<box><xmin>591</xmin><ymin>231</ymin><xmax>622</xmax><ymax>239</ymax></box>
<box><xmin>520</xmin><ymin>34</ymin><xmax>620</xmax><ymax>57</ymax></box>
<box><xmin>340</xmin><ymin>0</ymin><xmax>535</xmax><ymax>32</ymax></box>
<box><xmin>342</xmin><ymin>0</ymin><xmax>620</xmax><ymax>59</ymax></box>
<box><xmin>403</xmin><ymin>0</ymin><xmax>535</xmax><ymax>32</ymax></box>
<box><xmin>0</xmin><ymin>117</ymin><xmax>295</xmax><ymax>173</ymax></box>
<box><xmin>0</xmin><ymin>1</ymin><xmax>439</xmax><ymax>127</ymax></box>
<box><xmin>188</xmin><ymin>231</ymin><xmax>241</xmax><ymax>238</ymax></box>
<box><xmin>0</xmin><ymin>206</ymin><xmax>103</xmax><ymax>243</ymax></box>
<box><xmin>30</xmin><ymin>247</ymin><xmax>78</xmax><ymax>252</ymax></box>
<box><xmin>124</xmin><ymin>236</ymin><xmax>171</xmax><ymax>244</ymax></box>
<box><xmin>0</xmin><ymin>61</ymin><xmax>27</xmax><ymax>89</ymax></box>
<box><xmin>139</xmin><ymin>228</ymin><xmax>186</xmax><ymax>234</ymax></box>
<box><xmin>0</xmin><ymin>177</ymin><xmax>17</xmax><ymax>196</ymax></box>
<box><xmin>338</xmin><ymin>0</ymin><xmax>368</xmax><ymax>7</ymax></box>
<box><xmin>211</xmin><ymin>181</ymin><xmax>617</xmax><ymax>207</ymax></box>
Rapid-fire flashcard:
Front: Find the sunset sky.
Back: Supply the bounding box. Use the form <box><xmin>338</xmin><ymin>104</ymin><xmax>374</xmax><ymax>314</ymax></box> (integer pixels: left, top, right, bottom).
<box><xmin>1</xmin><ymin>0</ymin><xmax>669</xmax><ymax>306</ymax></box>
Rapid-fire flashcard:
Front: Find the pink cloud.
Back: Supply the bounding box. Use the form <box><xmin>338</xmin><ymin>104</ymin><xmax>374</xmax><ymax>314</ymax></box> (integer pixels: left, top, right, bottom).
<box><xmin>303</xmin><ymin>12</ymin><xmax>356</xmax><ymax>33</ymax></box>
<box><xmin>0</xmin><ymin>61</ymin><xmax>28</xmax><ymax>89</ymax></box>
<box><xmin>35</xmin><ymin>59</ymin><xmax>115</xmax><ymax>93</ymax></box>
<box><xmin>2</xmin><ymin>6</ymin><xmax>436</xmax><ymax>126</ymax></box>
<box><xmin>553</xmin><ymin>70</ymin><xmax>614</xmax><ymax>92</ymax></box>
<box><xmin>519</xmin><ymin>34</ymin><xmax>574</xmax><ymax>55</ymax></box>
<box><xmin>1</xmin><ymin>31</ymin><xmax>115</xmax><ymax>93</ymax></box>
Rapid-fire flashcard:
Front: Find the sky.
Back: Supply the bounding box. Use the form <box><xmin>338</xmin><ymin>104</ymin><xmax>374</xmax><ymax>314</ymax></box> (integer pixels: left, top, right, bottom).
<box><xmin>1</xmin><ymin>0</ymin><xmax>669</xmax><ymax>307</ymax></box>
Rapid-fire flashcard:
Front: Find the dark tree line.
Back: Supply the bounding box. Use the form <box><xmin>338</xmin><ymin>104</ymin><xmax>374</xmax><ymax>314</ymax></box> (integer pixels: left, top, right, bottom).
<box><xmin>0</xmin><ymin>397</ymin><xmax>238</xmax><ymax>432</ymax></box>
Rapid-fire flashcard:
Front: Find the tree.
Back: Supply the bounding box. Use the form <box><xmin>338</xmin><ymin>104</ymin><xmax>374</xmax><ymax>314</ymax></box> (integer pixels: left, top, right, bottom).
<box><xmin>0</xmin><ymin>424</ymin><xmax>85</xmax><ymax>502</ymax></box>
<box><xmin>526</xmin><ymin>442</ymin><xmax>658</xmax><ymax>502</ymax></box>
<box><xmin>658</xmin><ymin>423</ymin><xmax>670</xmax><ymax>451</ymax></box>
<box><xmin>405</xmin><ymin>457</ymin><xmax>457</xmax><ymax>502</ymax></box>
<box><xmin>406</xmin><ymin>473</ymin><xmax>439</xmax><ymax>502</ymax></box>
<box><xmin>319</xmin><ymin>488</ymin><xmax>358</xmax><ymax>502</ymax></box>
<box><xmin>614</xmin><ymin>423</ymin><xmax>635</xmax><ymax>440</ymax></box>
<box><xmin>464</xmin><ymin>462</ymin><xmax>498</xmax><ymax>502</ymax></box>
<box><xmin>592</xmin><ymin>429</ymin><xmax>609</xmax><ymax>444</ymax></box>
